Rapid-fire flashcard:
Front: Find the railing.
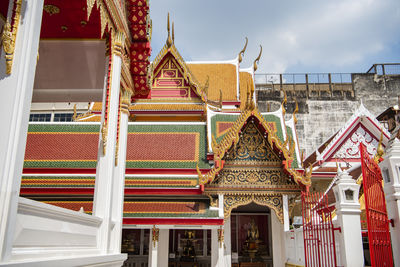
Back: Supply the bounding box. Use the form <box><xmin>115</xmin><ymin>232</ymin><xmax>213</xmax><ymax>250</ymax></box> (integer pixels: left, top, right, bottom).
<box><xmin>255</xmin><ymin>73</ymin><xmax>354</xmax><ymax>98</ymax></box>
<box><xmin>366</xmin><ymin>63</ymin><xmax>400</xmax><ymax>75</ymax></box>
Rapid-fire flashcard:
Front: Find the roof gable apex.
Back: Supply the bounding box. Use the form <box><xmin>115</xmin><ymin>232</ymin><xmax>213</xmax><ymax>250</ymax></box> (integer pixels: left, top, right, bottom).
<box><xmin>150</xmin><ymin>43</ymin><xmax>207</xmax><ymax>102</ymax></box>
<box><xmin>319</xmin><ymin>103</ymin><xmax>390</xmax><ymax>163</ymax></box>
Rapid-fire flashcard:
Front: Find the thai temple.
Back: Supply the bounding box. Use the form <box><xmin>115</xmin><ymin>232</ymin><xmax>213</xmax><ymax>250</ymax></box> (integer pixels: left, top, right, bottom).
<box><xmin>1</xmin><ymin>0</ymin><xmax>400</xmax><ymax>267</ymax></box>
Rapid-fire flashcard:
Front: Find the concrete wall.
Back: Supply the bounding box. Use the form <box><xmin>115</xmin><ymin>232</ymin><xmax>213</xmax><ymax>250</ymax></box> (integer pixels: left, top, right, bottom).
<box><xmin>257</xmin><ymin>73</ymin><xmax>400</xmax><ymax>156</ymax></box>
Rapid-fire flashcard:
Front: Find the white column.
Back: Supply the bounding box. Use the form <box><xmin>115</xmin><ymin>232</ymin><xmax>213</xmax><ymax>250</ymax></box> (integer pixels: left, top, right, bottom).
<box><xmin>332</xmin><ymin>170</ymin><xmax>363</xmax><ymax>267</ymax></box>
<box><xmin>0</xmin><ymin>0</ymin><xmax>44</xmax><ymax>262</ymax></box>
<box><xmin>283</xmin><ymin>195</ymin><xmax>290</xmax><ymax>232</ymax></box>
<box><xmin>211</xmin><ymin>228</ymin><xmax>224</xmax><ymax>267</ymax></box>
<box><xmin>92</xmin><ymin>30</ymin><xmax>125</xmax><ymax>253</ymax></box>
<box><xmin>224</xmin><ymin>217</ymin><xmax>231</xmax><ymax>267</ymax></box>
<box><xmin>158</xmin><ymin>229</ymin><xmax>169</xmax><ymax>267</ymax></box>
<box><xmin>271</xmin><ymin>211</ymin><xmax>285</xmax><ymax>267</ymax></box>
<box><xmin>380</xmin><ymin>138</ymin><xmax>400</xmax><ymax>265</ymax></box>
<box><xmin>148</xmin><ymin>228</ymin><xmax>159</xmax><ymax>267</ymax></box>
<box><xmin>109</xmin><ymin>89</ymin><xmax>131</xmax><ymax>254</ymax></box>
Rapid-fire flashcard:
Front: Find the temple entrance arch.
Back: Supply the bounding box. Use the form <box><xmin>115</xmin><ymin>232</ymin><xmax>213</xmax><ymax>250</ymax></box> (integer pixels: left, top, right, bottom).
<box><xmin>201</xmin><ymin>113</ymin><xmax>311</xmax><ymax>267</ymax></box>
<box><xmin>223</xmin><ymin>194</ymin><xmax>283</xmax><ymax>223</ymax></box>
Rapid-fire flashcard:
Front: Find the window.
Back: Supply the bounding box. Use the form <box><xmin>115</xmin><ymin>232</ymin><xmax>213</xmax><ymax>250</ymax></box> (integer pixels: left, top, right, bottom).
<box><xmin>29</xmin><ymin>113</ymin><xmax>51</xmax><ymax>122</ymax></box>
<box><xmin>53</xmin><ymin>113</ymin><xmax>74</xmax><ymax>122</ymax></box>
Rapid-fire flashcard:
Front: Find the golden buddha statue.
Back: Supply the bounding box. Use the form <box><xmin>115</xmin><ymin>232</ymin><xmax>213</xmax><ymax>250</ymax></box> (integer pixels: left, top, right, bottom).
<box><xmin>244</xmin><ymin>219</ymin><xmax>262</xmax><ymax>261</ymax></box>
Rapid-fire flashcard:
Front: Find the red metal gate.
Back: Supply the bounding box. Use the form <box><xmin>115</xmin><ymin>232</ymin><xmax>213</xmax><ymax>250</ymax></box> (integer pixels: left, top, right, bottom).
<box><xmin>360</xmin><ymin>143</ymin><xmax>393</xmax><ymax>267</ymax></box>
<box><xmin>302</xmin><ymin>191</ymin><xmax>337</xmax><ymax>267</ymax></box>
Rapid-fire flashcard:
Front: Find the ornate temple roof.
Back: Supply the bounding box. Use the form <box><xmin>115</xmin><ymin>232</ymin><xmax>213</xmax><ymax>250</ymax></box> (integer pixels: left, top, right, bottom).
<box><xmin>24</xmin><ymin>123</ymin><xmax>100</xmax><ymax>168</ymax></box>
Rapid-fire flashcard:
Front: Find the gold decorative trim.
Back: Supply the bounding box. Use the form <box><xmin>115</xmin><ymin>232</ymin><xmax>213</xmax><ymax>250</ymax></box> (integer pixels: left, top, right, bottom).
<box><xmin>1</xmin><ymin>0</ymin><xmax>22</xmax><ymax>75</ymax></box>
<box><xmin>120</xmin><ymin>88</ymin><xmax>131</xmax><ymax>114</ymax></box>
<box><xmin>87</xmin><ymin>0</ymin><xmax>130</xmax><ymax>45</ymax></box>
<box><xmin>115</xmin><ymin>138</ymin><xmax>119</xmax><ymax>166</ymax></box>
<box><xmin>218</xmin><ymin>227</ymin><xmax>224</xmax><ymax>248</ymax></box>
<box><xmin>152</xmin><ymin>226</ymin><xmax>159</xmax><ymax>247</ymax></box>
<box><xmin>224</xmin><ymin>193</ymin><xmax>284</xmax><ymax>224</ymax></box>
<box><xmin>111</xmin><ymin>31</ymin><xmax>125</xmax><ymax>57</ymax></box>
<box><xmin>43</xmin><ymin>4</ymin><xmax>60</xmax><ymax>16</ymax></box>
<box><xmin>101</xmin><ymin>121</ymin><xmax>108</xmax><ymax>155</ymax></box>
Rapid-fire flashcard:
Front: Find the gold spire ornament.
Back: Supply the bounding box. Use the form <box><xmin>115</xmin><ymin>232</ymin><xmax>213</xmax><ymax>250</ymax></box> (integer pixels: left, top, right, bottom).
<box><xmin>238</xmin><ymin>37</ymin><xmax>248</xmax><ymax>63</ymax></box>
<box><xmin>172</xmin><ymin>21</ymin><xmax>175</xmax><ymax>44</ymax></box>
<box><xmin>253</xmin><ymin>45</ymin><xmax>263</xmax><ymax>72</ymax></box>
<box><xmin>166</xmin><ymin>13</ymin><xmax>172</xmax><ymax>47</ymax></box>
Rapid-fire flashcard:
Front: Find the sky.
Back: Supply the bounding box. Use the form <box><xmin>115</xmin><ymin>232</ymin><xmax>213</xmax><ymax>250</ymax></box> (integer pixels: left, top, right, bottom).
<box><xmin>149</xmin><ymin>0</ymin><xmax>400</xmax><ymax>74</ymax></box>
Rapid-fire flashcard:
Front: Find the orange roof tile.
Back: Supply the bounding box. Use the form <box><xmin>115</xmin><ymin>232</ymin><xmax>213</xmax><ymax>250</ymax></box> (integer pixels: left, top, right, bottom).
<box><xmin>187</xmin><ymin>63</ymin><xmax>238</xmax><ymax>102</ymax></box>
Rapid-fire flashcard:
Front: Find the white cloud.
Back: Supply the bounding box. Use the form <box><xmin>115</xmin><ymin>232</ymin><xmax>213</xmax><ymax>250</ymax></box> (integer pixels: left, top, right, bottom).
<box><xmin>149</xmin><ymin>0</ymin><xmax>400</xmax><ymax>73</ymax></box>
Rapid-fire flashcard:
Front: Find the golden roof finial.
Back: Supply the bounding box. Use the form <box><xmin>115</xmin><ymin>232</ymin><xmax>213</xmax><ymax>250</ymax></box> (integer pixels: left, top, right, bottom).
<box><xmin>73</xmin><ymin>104</ymin><xmax>77</xmax><ymax>121</ymax></box>
<box><xmin>238</xmin><ymin>37</ymin><xmax>248</xmax><ymax>64</ymax></box>
<box><xmin>172</xmin><ymin>21</ymin><xmax>175</xmax><ymax>44</ymax></box>
<box><xmin>374</xmin><ymin>128</ymin><xmax>385</xmax><ymax>162</ymax></box>
<box><xmin>282</xmin><ymin>90</ymin><xmax>287</xmax><ymax>115</ymax></box>
<box><xmin>293</xmin><ymin>98</ymin><xmax>299</xmax><ymax>124</ymax></box>
<box><xmin>166</xmin><ymin>13</ymin><xmax>172</xmax><ymax>47</ymax></box>
<box><xmin>253</xmin><ymin>45</ymin><xmax>263</xmax><ymax>72</ymax></box>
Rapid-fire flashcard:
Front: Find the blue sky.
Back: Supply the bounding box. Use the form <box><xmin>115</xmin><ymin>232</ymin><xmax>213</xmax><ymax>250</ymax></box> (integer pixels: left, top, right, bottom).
<box><xmin>149</xmin><ymin>0</ymin><xmax>400</xmax><ymax>74</ymax></box>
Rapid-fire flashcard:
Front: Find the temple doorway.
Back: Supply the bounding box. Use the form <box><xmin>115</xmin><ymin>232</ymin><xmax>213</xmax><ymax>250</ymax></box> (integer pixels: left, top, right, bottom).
<box><xmin>230</xmin><ymin>203</ymin><xmax>272</xmax><ymax>267</ymax></box>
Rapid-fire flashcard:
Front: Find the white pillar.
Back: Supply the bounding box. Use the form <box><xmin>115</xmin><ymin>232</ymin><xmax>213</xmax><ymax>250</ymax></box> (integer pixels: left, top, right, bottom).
<box><xmin>211</xmin><ymin>228</ymin><xmax>225</xmax><ymax>267</ymax></box>
<box><xmin>149</xmin><ymin>227</ymin><xmax>159</xmax><ymax>267</ymax></box>
<box><xmin>158</xmin><ymin>229</ymin><xmax>169</xmax><ymax>267</ymax></box>
<box><xmin>380</xmin><ymin>138</ymin><xmax>400</xmax><ymax>265</ymax></box>
<box><xmin>224</xmin><ymin>217</ymin><xmax>231</xmax><ymax>267</ymax></box>
<box><xmin>0</xmin><ymin>0</ymin><xmax>44</xmax><ymax>262</ymax></box>
<box><xmin>109</xmin><ymin>89</ymin><xmax>131</xmax><ymax>253</ymax></box>
<box><xmin>92</xmin><ymin>30</ymin><xmax>125</xmax><ymax>253</ymax></box>
<box><xmin>332</xmin><ymin>170</ymin><xmax>364</xmax><ymax>267</ymax></box>
<box><xmin>271</xmin><ymin>211</ymin><xmax>285</xmax><ymax>267</ymax></box>
<box><xmin>283</xmin><ymin>195</ymin><xmax>290</xmax><ymax>232</ymax></box>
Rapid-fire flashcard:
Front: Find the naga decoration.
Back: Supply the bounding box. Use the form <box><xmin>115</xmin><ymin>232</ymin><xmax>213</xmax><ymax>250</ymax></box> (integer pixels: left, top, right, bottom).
<box><xmin>238</xmin><ymin>37</ymin><xmax>248</xmax><ymax>64</ymax></box>
<box><xmin>1</xmin><ymin>0</ymin><xmax>22</xmax><ymax>75</ymax></box>
<box><xmin>253</xmin><ymin>45</ymin><xmax>262</xmax><ymax>72</ymax></box>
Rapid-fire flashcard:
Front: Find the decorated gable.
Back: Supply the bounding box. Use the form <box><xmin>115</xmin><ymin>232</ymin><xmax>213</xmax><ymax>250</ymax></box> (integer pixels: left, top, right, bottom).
<box><xmin>215</xmin><ymin>121</ymin><xmax>292</xmax><ymax>187</ymax></box>
<box><xmin>332</xmin><ymin>124</ymin><xmax>380</xmax><ymax>160</ymax></box>
<box><xmin>152</xmin><ymin>55</ymin><xmax>202</xmax><ymax>100</ymax></box>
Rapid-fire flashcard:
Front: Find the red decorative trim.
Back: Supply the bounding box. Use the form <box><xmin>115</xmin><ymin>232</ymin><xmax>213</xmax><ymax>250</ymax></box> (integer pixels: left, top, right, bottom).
<box><xmin>123</xmin><ymin>218</ymin><xmax>224</xmax><ymax>225</ymax></box>
<box><xmin>20</xmin><ymin>188</ymin><xmax>203</xmax><ymax>196</ymax></box>
<box><xmin>20</xmin><ymin>188</ymin><xmax>94</xmax><ymax>195</ymax></box>
<box><xmin>23</xmin><ymin>168</ymin><xmax>97</xmax><ymax>174</ymax></box>
<box><xmin>125</xmin><ymin>168</ymin><xmax>210</xmax><ymax>175</ymax></box>
<box><xmin>124</xmin><ymin>188</ymin><xmax>202</xmax><ymax>195</ymax></box>
<box><xmin>366</xmin><ymin>117</ymin><xmax>390</xmax><ymax>139</ymax></box>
